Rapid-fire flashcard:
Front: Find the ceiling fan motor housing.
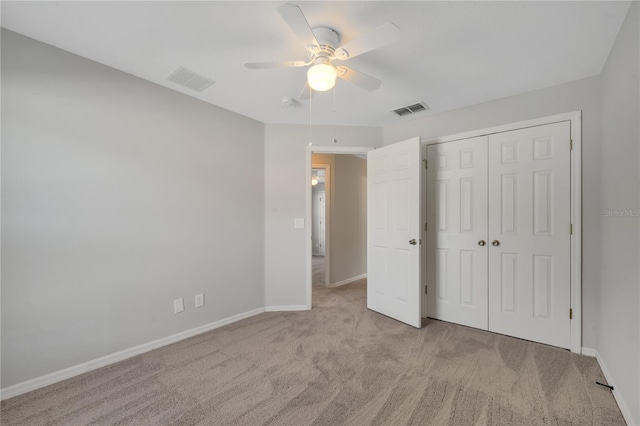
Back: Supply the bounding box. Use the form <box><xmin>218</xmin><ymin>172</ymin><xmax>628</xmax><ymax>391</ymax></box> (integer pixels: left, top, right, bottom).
<box><xmin>308</xmin><ymin>27</ymin><xmax>340</xmax><ymax>61</ymax></box>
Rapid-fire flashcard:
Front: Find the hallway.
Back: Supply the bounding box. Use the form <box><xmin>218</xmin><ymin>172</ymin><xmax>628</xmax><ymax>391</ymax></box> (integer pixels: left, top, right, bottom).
<box><xmin>312</xmin><ymin>255</ymin><xmax>325</xmax><ymax>287</ymax></box>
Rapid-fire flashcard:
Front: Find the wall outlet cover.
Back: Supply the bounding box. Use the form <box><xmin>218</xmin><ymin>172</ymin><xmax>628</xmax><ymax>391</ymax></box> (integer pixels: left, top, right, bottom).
<box><xmin>294</xmin><ymin>218</ymin><xmax>305</xmax><ymax>229</ymax></box>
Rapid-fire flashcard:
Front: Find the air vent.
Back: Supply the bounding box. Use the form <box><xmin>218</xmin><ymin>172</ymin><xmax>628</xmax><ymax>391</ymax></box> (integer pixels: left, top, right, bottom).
<box><xmin>166</xmin><ymin>66</ymin><xmax>215</xmax><ymax>92</ymax></box>
<box><xmin>393</xmin><ymin>102</ymin><xmax>430</xmax><ymax>117</ymax></box>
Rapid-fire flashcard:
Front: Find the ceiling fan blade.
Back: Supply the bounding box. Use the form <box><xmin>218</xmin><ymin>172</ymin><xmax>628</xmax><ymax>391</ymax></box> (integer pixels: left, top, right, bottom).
<box><xmin>299</xmin><ymin>82</ymin><xmax>315</xmax><ymax>100</ymax></box>
<box><xmin>334</xmin><ymin>23</ymin><xmax>400</xmax><ymax>60</ymax></box>
<box><xmin>277</xmin><ymin>3</ymin><xmax>319</xmax><ymax>49</ymax></box>
<box><xmin>336</xmin><ymin>66</ymin><xmax>381</xmax><ymax>91</ymax></box>
<box><xmin>244</xmin><ymin>60</ymin><xmax>308</xmax><ymax>70</ymax></box>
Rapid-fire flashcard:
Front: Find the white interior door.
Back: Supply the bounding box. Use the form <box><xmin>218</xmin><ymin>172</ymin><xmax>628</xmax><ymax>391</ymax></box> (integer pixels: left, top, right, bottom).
<box><xmin>367</xmin><ymin>137</ymin><xmax>422</xmax><ymax>328</ymax></box>
<box><xmin>426</xmin><ymin>136</ymin><xmax>489</xmax><ymax>330</ymax></box>
<box><xmin>488</xmin><ymin>121</ymin><xmax>571</xmax><ymax>349</ymax></box>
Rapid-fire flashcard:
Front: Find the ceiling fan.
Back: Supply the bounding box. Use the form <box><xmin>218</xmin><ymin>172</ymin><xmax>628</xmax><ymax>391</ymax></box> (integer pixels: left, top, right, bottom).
<box><xmin>244</xmin><ymin>3</ymin><xmax>400</xmax><ymax>99</ymax></box>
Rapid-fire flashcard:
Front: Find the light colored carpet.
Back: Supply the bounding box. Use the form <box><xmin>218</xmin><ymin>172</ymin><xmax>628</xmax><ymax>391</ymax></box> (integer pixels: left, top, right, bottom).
<box><xmin>1</xmin><ymin>280</ymin><xmax>624</xmax><ymax>425</ymax></box>
<box><xmin>312</xmin><ymin>255</ymin><xmax>325</xmax><ymax>287</ymax></box>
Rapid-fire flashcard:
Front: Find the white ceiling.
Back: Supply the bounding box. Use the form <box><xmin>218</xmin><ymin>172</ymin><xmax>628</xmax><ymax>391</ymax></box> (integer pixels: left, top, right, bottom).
<box><xmin>1</xmin><ymin>1</ymin><xmax>630</xmax><ymax>127</ymax></box>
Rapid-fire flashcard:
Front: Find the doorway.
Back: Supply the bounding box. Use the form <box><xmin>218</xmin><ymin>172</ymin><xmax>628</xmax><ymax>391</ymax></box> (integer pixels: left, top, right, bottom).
<box><xmin>311</xmin><ymin>166</ymin><xmax>329</xmax><ymax>287</ymax></box>
<box><xmin>306</xmin><ymin>147</ymin><xmax>374</xmax><ymax>309</ymax></box>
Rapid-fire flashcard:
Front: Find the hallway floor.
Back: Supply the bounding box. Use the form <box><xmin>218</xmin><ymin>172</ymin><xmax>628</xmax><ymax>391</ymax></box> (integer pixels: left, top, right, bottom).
<box><xmin>312</xmin><ymin>255</ymin><xmax>325</xmax><ymax>287</ymax></box>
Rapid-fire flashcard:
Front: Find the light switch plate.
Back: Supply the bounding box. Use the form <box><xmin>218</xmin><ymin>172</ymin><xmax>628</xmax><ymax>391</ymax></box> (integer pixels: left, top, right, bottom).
<box><xmin>195</xmin><ymin>293</ymin><xmax>204</xmax><ymax>308</ymax></box>
<box><xmin>173</xmin><ymin>298</ymin><xmax>184</xmax><ymax>314</ymax></box>
<box><xmin>294</xmin><ymin>218</ymin><xmax>305</xmax><ymax>229</ymax></box>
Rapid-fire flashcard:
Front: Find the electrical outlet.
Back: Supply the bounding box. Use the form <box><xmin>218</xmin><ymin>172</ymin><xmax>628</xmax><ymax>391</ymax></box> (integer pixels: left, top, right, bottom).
<box><xmin>173</xmin><ymin>298</ymin><xmax>184</xmax><ymax>314</ymax></box>
<box><xmin>195</xmin><ymin>293</ymin><xmax>204</xmax><ymax>308</ymax></box>
<box><xmin>294</xmin><ymin>218</ymin><xmax>304</xmax><ymax>228</ymax></box>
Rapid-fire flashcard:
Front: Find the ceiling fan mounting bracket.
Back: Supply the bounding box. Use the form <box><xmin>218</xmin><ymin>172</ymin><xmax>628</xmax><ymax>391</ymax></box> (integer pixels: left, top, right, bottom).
<box><xmin>312</xmin><ymin>27</ymin><xmax>340</xmax><ymax>48</ymax></box>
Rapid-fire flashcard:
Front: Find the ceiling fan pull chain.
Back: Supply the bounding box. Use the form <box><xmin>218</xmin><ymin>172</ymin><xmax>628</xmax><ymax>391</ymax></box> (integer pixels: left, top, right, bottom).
<box><xmin>309</xmin><ymin>84</ymin><xmax>312</xmax><ymax>145</ymax></box>
<box><xmin>333</xmin><ymin>85</ymin><xmax>338</xmax><ymax>144</ymax></box>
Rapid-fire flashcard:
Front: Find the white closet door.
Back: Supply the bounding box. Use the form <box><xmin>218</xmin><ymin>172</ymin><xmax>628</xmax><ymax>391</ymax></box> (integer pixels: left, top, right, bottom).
<box><xmin>426</xmin><ymin>136</ymin><xmax>488</xmax><ymax>330</ymax></box>
<box><xmin>367</xmin><ymin>137</ymin><xmax>422</xmax><ymax>328</ymax></box>
<box><xmin>488</xmin><ymin>121</ymin><xmax>571</xmax><ymax>349</ymax></box>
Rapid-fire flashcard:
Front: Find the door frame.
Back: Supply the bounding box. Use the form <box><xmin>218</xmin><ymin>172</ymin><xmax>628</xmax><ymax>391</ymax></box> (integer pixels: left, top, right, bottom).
<box><xmin>306</xmin><ymin>146</ymin><xmax>375</xmax><ymax>309</ymax></box>
<box><xmin>422</xmin><ymin>111</ymin><xmax>582</xmax><ymax>353</ymax></box>
<box><xmin>311</xmin><ymin>163</ymin><xmax>331</xmax><ymax>285</ymax></box>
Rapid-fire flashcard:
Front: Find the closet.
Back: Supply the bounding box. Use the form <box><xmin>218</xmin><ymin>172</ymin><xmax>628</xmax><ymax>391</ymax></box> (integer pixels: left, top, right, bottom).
<box><xmin>425</xmin><ymin>121</ymin><xmax>572</xmax><ymax>349</ymax></box>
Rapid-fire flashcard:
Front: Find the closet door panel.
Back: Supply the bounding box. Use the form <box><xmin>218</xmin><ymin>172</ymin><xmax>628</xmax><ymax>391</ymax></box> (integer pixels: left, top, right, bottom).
<box><xmin>488</xmin><ymin>121</ymin><xmax>571</xmax><ymax>349</ymax></box>
<box><xmin>426</xmin><ymin>136</ymin><xmax>488</xmax><ymax>330</ymax></box>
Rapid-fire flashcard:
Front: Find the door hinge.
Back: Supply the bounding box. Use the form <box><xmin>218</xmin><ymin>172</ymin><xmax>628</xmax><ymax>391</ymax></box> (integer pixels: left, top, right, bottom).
<box><xmin>423</xmin><ymin>159</ymin><xmax>427</xmax><ymax>169</ymax></box>
<box><xmin>570</xmin><ymin>308</ymin><xmax>573</xmax><ymax>319</ymax></box>
<box><xmin>425</xmin><ymin>285</ymin><xmax>428</xmax><ymax>294</ymax></box>
<box><xmin>570</xmin><ymin>224</ymin><xmax>573</xmax><ymax>234</ymax></box>
<box><xmin>570</xmin><ymin>139</ymin><xmax>573</xmax><ymax>151</ymax></box>
<box><xmin>425</xmin><ymin>223</ymin><xmax>428</xmax><ymax>232</ymax></box>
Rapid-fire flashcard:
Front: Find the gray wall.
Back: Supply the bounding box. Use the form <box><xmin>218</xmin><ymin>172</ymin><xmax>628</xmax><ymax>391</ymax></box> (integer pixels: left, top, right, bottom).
<box><xmin>331</xmin><ymin>155</ymin><xmax>367</xmax><ymax>284</ymax></box>
<box><xmin>597</xmin><ymin>3</ymin><xmax>639</xmax><ymax>423</ymax></box>
<box><xmin>1</xmin><ymin>30</ymin><xmax>265</xmax><ymax>388</ymax></box>
<box><xmin>264</xmin><ymin>125</ymin><xmax>382</xmax><ymax>308</ymax></box>
<box><xmin>384</xmin><ymin>76</ymin><xmax>602</xmax><ymax>348</ymax></box>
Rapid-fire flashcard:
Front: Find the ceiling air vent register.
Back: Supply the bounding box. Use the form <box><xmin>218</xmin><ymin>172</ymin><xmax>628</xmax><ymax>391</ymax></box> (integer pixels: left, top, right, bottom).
<box><xmin>393</xmin><ymin>102</ymin><xmax>429</xmax><ymax>117</ymax></box>
<box><xmin>167</xmin><ymin>66</ymin><xmax>215</xmax><ymax>92</ymax></box>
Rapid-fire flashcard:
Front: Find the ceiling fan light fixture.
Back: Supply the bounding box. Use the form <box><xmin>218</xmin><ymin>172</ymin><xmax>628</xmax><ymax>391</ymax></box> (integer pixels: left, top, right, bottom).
<box><xmin>307</xmin><ymin>63</ymin><xmax>337</xmax><ymax>92</ymax></box>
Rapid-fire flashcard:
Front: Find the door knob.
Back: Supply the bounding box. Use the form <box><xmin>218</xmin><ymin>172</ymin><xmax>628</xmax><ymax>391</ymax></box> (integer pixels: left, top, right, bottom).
<box><xmin>478</xmin><ymin>240</ymin><xmax>486</xmax><ymax>246</ymax></box>
<box><xmin>409</xmin><ymin>239</ymin><xmax>417</xmax><ymax>245</ymax></box>
<box><xmin>492</xmin><ymin>240</ymin><xmax>500</xmax><ymax>247</ymax></box>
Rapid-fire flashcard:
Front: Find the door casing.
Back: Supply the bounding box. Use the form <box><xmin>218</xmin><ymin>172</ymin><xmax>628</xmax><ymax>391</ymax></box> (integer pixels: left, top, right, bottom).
<box><xmin>306</xmin><ymin>146</ymin><xmax>375</xmax><ymax>310</ymax></box>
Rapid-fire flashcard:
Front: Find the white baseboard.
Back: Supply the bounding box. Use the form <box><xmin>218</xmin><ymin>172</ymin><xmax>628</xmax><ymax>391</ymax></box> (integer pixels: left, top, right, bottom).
<box><xmin>264</xmin><ymin>305</ymin><xmax>308</xmax><ymax>312</ymax></box>
<box><xmin>0</xmin><ymin>307</ymin><xmax>266</xmax><ymax>401</ymax></box>
<box><xmin>328</xmin><ymin>273</ymin><xmax>367</xmax><ymax>288</ymax></box>
<box><xmin>590</xmin><ymin>349</ymin><xmax>637</xmax><ymax>426</ymax></box>
<box><xmin>581</xmin><ymin>346</ymin><xmax>597</xmax><ymax>357</ymax></box>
